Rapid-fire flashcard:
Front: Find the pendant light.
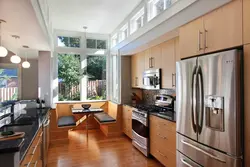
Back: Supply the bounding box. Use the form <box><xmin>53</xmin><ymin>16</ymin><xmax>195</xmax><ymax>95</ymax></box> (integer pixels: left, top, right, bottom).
<box><xmin>0</xmin><ymin>19</ymin><xmax>8</xmax><ymax>57</ymax></box>
<box><xmin>10</xmin><ymin>35</ymin><xmax>21</xmax><ymax>64</ymax></box>
<box><xmin>22</xmin><ymin>45</ymin><xmax>30</xmax><ymax>68</ymax></box>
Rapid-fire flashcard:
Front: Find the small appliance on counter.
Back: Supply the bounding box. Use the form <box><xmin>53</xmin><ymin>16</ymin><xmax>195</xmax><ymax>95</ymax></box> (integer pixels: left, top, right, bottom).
<box><xmin>155</xmin><ymin>94</ymin><xmax>175</xmax><ymax>107</ymax></box>
<box><xmin>36</xmin><ymin>99</ymin><xmax>46</xmax><ymax>109</ymax></box>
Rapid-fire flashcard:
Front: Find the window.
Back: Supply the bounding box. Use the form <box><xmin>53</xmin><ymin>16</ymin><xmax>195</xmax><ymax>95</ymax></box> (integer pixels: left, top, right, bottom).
<box><xmin>130</xmin><ymin>7</ymin><xmax>145</xmax><ymax>34</ymax></box>
<box><xmin>58</xmin><ymin>53</ymin><xmax>106</xmax><ymax>101</ymax></box>
<box><xmin>86</xmin><ymin>39</ymin><xmax>107</xmax><ymax>49</ymax></box>
<box><xmin>119</xmin><ymin>24</ymin><xmax>129</xmax><ymax>42</ymax></box>
<box><xmin>57</xmin><ymin>36</ymin><xmax>81</xmax><ymax>48</ymax></box>
<box><xmin>111</xmin><ymin>55</ymin><xmax>120</xmax><ymax>102</ymax></box>
<box><xmin>148</xmin><ymin>0</ymin><xmax>174</xmax><ymax>21</ymax></box>
<box><xmin>0</xmin><ymin>68</ymin><xmax>19</xmax><ymax>102</ymax></box>
<box><xmin>111</xmin><ymin>34</ymin><xmax>118</xmax><ymax>47</ymax></box>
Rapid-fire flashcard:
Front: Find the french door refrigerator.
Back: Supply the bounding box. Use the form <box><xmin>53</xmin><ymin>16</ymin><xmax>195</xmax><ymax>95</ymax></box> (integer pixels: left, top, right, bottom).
<box><xmin>176</xmin><ymin>49</ymin><xmax>243</xmax><ymax>167</ymax></box>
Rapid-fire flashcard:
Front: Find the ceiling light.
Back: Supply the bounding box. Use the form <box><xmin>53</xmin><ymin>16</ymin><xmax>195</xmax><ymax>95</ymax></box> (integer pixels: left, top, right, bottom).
<box><xmin>0</xmin><ymin>19</ymin><xmax>8</xmax><ymax>57</ymax></box>
<box><xmin>22</xmin><ymin>45</ymin><xmax>30</xmax><ymax>68</ymax></box>
<box><xmin>10</xmin><ymin>35</ymin><xmax>21</xmax><ymax>64</ymax></box>
<box><xmin>10</xmin><ymin>55</ymin><xmax>21</xmax><ymax>64</ymax></box>
<box><xmin>22</xmin><ymin>61</ymin><xmax>30</xmax><ymax>68</ymax></box>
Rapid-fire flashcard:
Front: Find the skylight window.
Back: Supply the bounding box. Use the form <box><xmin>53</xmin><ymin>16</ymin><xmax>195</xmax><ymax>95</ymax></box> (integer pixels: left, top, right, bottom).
<box><xmin>111</xmin><ymin>34</ymin><xmax>118</xmax><ymax>47</ymax></box>
<box><xmin>148</xmin><ymin>0</ymin><xmax>168</xmax><ymax>21</ymax></box>
<box><xmin>130</xmin><ymin>7</ymin><xmax>145</xmax><ymax>34</ymax></box>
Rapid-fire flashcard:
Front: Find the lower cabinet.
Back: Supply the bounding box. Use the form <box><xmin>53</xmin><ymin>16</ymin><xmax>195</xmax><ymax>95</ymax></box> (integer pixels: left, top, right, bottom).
<box><xmin>122</xmin><ymin>105</ymin><xmax>133</xmax><ymax>139</ymax></box>
<box><xmin>20</xmin><ymin>128</ymin><xmax>43</xmax><ymax>167</ymax></box>
<box><xmin>150</xmin><ymin>115</ymin><xmax>176</xmax><ymax>167</ymax></box>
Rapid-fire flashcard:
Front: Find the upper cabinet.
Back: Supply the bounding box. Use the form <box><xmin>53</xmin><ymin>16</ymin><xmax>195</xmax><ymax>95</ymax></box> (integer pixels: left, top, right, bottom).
<box><xmin>131</xmin><ymin>53</ymin><xmax>145</xmax><ymax>88</ymax></box>
<box><xmin>179</xmin><ymin>18</ymin><xmax>205</xmax><ymax>58</ymax></box>
<box><xmin>161</xmin><ymin>39</ymin><xmax>176</xmax><ymax>88</ymax></box>
<box><xmin>244</xmin><ymin>0</ymin><xmax>250</xmax><ymax>44</ymax></box>
<box><xmin>180</xmin><ymin>0</ymin><xmax>243</xmax><ymax>59</ymax></box>
<box><xmin>144</xmin><ymin>46</ymin><xmax>161</xmax><ymax>70</ymax></box>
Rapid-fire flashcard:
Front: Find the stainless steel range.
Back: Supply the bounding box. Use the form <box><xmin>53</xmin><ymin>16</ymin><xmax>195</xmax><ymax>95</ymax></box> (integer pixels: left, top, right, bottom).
<box><xmin>132</xmin><ymin>108</ymin><xmax>149</xmax><ymax>157</ymax></box>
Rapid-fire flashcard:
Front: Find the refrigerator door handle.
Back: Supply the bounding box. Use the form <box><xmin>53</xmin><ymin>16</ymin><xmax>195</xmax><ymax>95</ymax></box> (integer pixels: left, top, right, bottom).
<box><xmin>181</xmin><ymin>140</ymin><xmax>226</xmax><ymax>163</ymax></box>
<box><xmin>191</xmin><ymin>66</ymin><xmax>197</xmax><ymax>133</ymax></box>
<box><xmin>197</xmin><ymin>66</ymin><xmax>204</xmax><ymax>134</ymax></box>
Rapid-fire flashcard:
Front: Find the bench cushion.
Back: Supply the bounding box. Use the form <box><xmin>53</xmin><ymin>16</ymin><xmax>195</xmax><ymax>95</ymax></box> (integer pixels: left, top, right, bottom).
<box><xmin>58</xmin><ymin>116</ymin><xmax>76</xmax><ymax>127</ymax></box>
<box><xmin>94</xmin><ymin>112</ymin><xmax>116</xmax><ymax>123</ymax></box>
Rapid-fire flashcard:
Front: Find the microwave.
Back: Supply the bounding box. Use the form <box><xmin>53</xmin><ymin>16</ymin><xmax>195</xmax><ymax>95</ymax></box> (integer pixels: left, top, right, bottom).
<box><xmin>143</xmin><ymin>69</ymin><xmax>161</xmax><ymax>90</ymax></box>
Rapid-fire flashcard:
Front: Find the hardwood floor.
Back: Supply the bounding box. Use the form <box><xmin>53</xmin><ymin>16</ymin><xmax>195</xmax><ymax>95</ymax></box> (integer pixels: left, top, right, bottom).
<box><xmin>47</xmin><ymin>130</ymin><xmax>164</xmax><ymax>167</ymax></box>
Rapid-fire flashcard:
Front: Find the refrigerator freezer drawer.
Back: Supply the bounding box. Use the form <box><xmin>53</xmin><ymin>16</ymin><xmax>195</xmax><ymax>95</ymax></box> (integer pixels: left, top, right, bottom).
<box><xmin>177</xmin><ymin>151</ymin><xmax>202</xmax><ymax>167</ymax></box>
<box><xmin>177</xmin><ymin>133</ymin><xmax>242</xmax><ymax>167</ymax></box>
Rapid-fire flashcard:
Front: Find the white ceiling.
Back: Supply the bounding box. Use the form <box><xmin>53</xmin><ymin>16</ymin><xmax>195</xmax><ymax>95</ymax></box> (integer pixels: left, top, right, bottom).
<box><xmin>48</xmin><ymin>0</ymin><xmax>142</xmax><ymax>34</ymax></box>
<box><xmin>0</xmin><ymin>0</ymin><xmax>50</xmax><ymax>58</ymax></box>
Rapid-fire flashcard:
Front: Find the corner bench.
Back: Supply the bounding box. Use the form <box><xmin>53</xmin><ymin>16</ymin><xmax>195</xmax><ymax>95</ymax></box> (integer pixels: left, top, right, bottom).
<box><xmin>93</xmin><ymin>101</ymin><xmax>122</xmax><ymax>137</ymax></box>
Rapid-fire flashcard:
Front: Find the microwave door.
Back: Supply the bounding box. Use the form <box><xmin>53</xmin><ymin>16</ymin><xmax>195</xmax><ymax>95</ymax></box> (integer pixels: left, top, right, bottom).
<box><xmin>176</xmin><ymin>58</ymin><xmax>198</xmax><ymax>141</ymax></box>
<box><xmin>197</xmin><ymin>50</ymin><xmax>242</xmax><ymax>157</ymax></box>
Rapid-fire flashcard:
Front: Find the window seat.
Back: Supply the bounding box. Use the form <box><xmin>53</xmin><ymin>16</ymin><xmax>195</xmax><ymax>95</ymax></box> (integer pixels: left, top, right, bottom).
<box><xmin>94</xmin><ymin>112</ymin><xmax>116</xmax><ymax>123</ymax></box>
<box><xmin>58</xmin><ymin>116</ymin><xmax>76</xmax><ymax>127</ymax></box>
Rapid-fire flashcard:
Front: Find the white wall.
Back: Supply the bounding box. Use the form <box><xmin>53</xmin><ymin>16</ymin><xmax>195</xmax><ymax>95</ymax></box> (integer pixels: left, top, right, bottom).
<box><xmin>38</xmin><ymin>51</ymin><xmax>52</xmax><ymax>106</ymax></box>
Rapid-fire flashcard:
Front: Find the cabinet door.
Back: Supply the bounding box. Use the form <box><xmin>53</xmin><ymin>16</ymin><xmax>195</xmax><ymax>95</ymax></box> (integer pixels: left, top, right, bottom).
<box><xmin>243</xmin><ymin>0</ymin><xmax>250</xmax><ymax>44</ymax></box>
<box><xmin>175</xmin><ymin>37</ymin><xmax>180</xmax><ymax>62</ymax></box>
<box><xmin>203</xmin><ymin>0</ymin><xmax>242</xmax><ymax>53</ymax></box>
<box><xmin>179</xmin><ymin>17</ymin><xmax>204</xmax><ymax>59</ymax></box>
<box><xmin>131</xmin><ymin>54</ymin><xmax>138</xmax><ymax>88</ymax></box>
<box><xmin>244</xmin><ymin>44</ymin><xmax>250</xmax><ymax>167</ymax></box>
<box><xmin>144</xmin><ymin>49</ymin><xmax>151</xmax><ymax>70</ymax></box>
<box><xmin>137</xmin><ymin>52</ymin><xmax>145</xmax><ymax>88</ymax></box>
<box><xmin>161</xmin><ymin>39</ymin><xmax>175</xmax><ymax>88</ymax></box>
<box><xmin>151</xmin><ymin>45</ymin><xmax>162</xmax><ymax>69</ymax></box>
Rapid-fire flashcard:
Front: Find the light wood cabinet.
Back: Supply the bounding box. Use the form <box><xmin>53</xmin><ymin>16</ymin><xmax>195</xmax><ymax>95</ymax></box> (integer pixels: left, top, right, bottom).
<box><xmin>144</xmin><ymin>49</ymin><xmax>152</xmax><ymax>69</ymax></box>
<box><xmin>150</xmin><ymin>115</ymin><xmax>176</xmax><ymax>167</ymax></box>
<box><xmin>20</xmin><ymin>128</ymin><xmax>43</xmax><ymax>167</ymax></box>
<box><xmin>179</xmin><ymin>17</ymin><xmax>204</xmax><ymax>59</ymax></box>
<box><xmin>244</xmin><ymin>44</ymin><xmax>250</xmax><ymax>167</ymax></box>
<box><xmin>161</xmin><ymin>39</ymin><xmax>176</xmax><ymax>88</ymax></box>
<box><xmin>144</xmin><ymin>46</ymin><xmax>161</xmax><ymax>70</ymax></box>
<box><xmin>122</xmin><ymin>105</ymin><xmax>133</xmax><ymax>139</ymax></box>
<box><xmin>243</xmin><ymin>0</ymin><xmax>250</xmax><ymax>44</ymax></box>
<box><xmin>203</xmin><ymin>0</ymin><xmax>242</xmax><ymax>53</ymax></box>
<box><xmin>131</xmin><ymin>52</ymin><xmax>144</xmax><ymax>88</ymax></box>
<box><xmin>180</xmin><ymin>0</ymin><xmax>242</xmax><ymax>59</ymax></box>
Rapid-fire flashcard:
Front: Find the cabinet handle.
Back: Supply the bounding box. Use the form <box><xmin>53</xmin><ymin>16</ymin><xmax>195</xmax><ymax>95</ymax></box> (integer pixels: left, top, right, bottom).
<box><xmin>157</xmin><ymin>133</ymin><xmax>167</xmax><ymax>140</ymax></box>
<box><xmin>198</xmin><ymin>30</ymin><xmax>203</xmax><ymax>51</ymax></box>
<box><xmin>135</xmin><ymin>77</ymin><xmax>138</xmax><ymax>86</ymax></box>
<box><xmin>151</xmin><ymin>57</ymin><xmax>154</xmax><ymax>68</ymax></box>
<box><xmin>204</xmin><ymin>29</ymin><xmax>208</xmax><ymax>49</ymax></box>
<box><xmin>172</xmin><ymin>73</ymin><xmax>176</xmax><ymax>87</ymax></box>
<box><xmin>157</xmin><ymin>150</ymin><xmax>168</xmax><ymax>159</ymax></box>
<box><xmin>149</xmin><ymin>58</ymin><xmax>151</xmax><ymax>68</ymax></box>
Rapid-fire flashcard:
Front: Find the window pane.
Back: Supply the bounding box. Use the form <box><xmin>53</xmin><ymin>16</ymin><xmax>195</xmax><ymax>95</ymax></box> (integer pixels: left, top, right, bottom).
<box><xmin>0</xmin><ymin>68</ymin><xmax>18</xmax><ymax>102</ymax></box>
<box><xmin>97</xmin><ymin>40</ymin><xmax>107</xmax><ymax>49</ymax></box>
<box><xmin>69</xmin><ymin>37</ymin><xmax>80</xmax><ymax>48</ymax></box>
<box><xmin>87</xmin><ymin>39</ymin><xmax>96</xmax><ymax>49</ymax></box>
<box><xmin>57</xmin><ymin>36</ymin><xmax>80</xmax><ymax>48</ymax></box>
<box><xmin>86</xmin><ymin>56</ymin><xmax>106</xmax><ymax>100</ymax></box>
<box><xmin>58</xmin><ymin>54</ymin><xmax>81</xmax><ymax>101</ymax></box>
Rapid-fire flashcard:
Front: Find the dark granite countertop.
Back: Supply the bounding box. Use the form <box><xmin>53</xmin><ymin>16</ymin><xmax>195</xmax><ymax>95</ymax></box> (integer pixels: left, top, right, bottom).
<box><xmin>149</xmin><ymin>112</ymin><xmax>176</xmax><ymax>123</ymax></box>
<box><xmin>0</xmin><ymin>107</ymin><xmax>50</xmax><ymax>161</ymax></box>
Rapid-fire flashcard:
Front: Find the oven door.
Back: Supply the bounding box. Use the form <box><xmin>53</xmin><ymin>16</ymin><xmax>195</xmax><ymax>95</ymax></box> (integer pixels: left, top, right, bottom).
<box><xmin>132</xmin><ymin>118</ymin><xmax>148</xmax><ymax>139</ymax></box>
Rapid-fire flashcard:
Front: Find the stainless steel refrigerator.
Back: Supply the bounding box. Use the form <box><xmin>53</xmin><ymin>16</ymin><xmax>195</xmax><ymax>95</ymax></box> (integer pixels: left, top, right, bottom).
<box><xmin>176</xmin><ymin>49</ymin><xmax>243</xmax><ymax>167</ymax></box>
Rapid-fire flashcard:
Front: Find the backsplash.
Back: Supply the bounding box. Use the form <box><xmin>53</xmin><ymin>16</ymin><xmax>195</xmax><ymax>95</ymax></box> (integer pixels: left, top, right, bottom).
<box><xmin>142</xmin><ymin>89</ymin><xmax>176</xmax><ymax>105</ymax></box>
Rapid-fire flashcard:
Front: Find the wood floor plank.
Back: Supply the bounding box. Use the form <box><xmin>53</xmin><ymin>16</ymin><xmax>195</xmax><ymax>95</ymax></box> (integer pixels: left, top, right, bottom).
<box><xmin>47</xmin><ymin>130</ymin><xmax>163</xmax><ymax>167</ymax></box>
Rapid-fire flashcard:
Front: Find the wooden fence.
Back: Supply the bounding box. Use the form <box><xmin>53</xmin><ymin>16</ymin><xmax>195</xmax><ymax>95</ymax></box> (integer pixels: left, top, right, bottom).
<box><xmin>59</xmin><ymin>80</ymin><xmax>106</xmax><ymax>99</ymax></box>
<box><xmin>0</xmin><ymin>87</ymin><xmax>18</xmax><ymax>102</ymax></box>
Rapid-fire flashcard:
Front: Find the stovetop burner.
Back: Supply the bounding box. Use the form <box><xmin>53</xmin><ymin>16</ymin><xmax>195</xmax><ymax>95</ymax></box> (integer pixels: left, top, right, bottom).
<box><xmin>134</xmin><ymin>104</ymin><xmax>176</xmax><ymax>121</ymax></box>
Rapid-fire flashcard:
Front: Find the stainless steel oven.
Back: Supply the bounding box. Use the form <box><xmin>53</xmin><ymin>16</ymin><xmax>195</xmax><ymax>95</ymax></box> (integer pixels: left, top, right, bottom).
<box><xmin>132</xmin><ymin>108</ymin><xmax>149</xmax><ymax>157</ymax></box>
<box><xmin>143</xmin><ymin>69</ymin><xmax>161</xmax><ymax>90</ymax></box>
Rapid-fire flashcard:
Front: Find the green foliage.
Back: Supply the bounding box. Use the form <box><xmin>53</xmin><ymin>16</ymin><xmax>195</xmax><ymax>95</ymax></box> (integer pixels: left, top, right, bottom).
<box><xmin>11</xmin><ymin>92</ymin><xmax>18</xmax><ymax>100</ymax></box>
<box><xmin>87</xmin><ymin>56</ymin><xmax>106</xmax><ymax>80</ymax></box>
<box><xmin>0</xmin><ymin>69</ymin><xmax>11</xmax><ymax>87</ymax></box>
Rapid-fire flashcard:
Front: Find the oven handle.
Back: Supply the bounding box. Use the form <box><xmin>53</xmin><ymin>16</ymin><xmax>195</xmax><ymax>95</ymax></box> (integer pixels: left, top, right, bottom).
<box><xmin>133</xmin><ymin>139</ymin><xmax>147</xmax><ymax>150</ymax></box>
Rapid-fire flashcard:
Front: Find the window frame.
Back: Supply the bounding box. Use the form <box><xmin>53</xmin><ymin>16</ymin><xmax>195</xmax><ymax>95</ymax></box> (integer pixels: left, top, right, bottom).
<box><xmin>130</xmin><ymin>7</ymin><xmax>145</xmax><ymax>34</ymax></box>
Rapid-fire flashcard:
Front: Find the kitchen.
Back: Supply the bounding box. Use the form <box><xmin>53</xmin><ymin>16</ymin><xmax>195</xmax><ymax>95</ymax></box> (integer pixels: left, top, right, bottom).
<box><xmin>0</xmin><ymin>0</ymin><xmax>249</xmax><ymax>167</ymax></box>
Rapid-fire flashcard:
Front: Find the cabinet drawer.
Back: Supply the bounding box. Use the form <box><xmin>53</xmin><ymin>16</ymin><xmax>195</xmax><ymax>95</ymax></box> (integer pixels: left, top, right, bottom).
<box><xmin>150</xmin><ymin>115</ymin><xmax>176</xmax><ymax>132</ymax></box>
<box><xmin>150</xmin><ymin>127</ymin><xmax>176</xmax><ymax>154</ymax></box>
<box><xmin>150</xmin><ymin>144</ymin><xmax>176</xmax><ymax>167</ymax></box>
